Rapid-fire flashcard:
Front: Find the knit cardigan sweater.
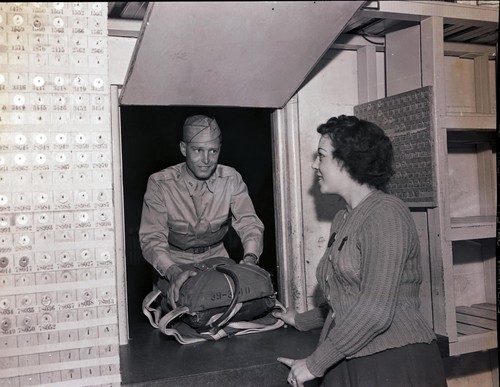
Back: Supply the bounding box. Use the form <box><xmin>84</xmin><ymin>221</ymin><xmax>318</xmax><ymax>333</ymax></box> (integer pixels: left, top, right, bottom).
<box><xmin>295</xmin><ymin>190</ymin><xmax>436</xmax><ymax>377</ymax></box>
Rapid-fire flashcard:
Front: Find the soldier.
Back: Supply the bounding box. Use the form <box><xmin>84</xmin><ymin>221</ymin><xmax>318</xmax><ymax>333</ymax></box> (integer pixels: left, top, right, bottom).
<box><xmin>139</xmin><ymin>115</ymin><xmax>264</xmax><ymax>308</ymax></box>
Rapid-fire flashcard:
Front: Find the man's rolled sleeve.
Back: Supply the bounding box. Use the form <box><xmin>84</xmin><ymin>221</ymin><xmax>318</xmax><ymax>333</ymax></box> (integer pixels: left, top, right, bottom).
<box><xmin>139</xmin><ymin>177</ymin><xmax>174</xmax><ymax>276</ymax></box>
<box><xmin>229</xmin><ymin>172</ymin><xmax>264</xmax><ymax>258</ymax></box>
<box><xmin>241</xmin><ymin>236</ymin><xmax>263</xmax><ymax>259</ymax></box>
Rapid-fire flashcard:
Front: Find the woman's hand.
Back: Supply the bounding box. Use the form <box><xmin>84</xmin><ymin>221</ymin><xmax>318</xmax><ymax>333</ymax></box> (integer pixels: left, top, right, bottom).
<box><xmin>273</xmin><ymin>307</ymin><xmax>298</xmax><ymax>328</ymax></box>
<box><xmin>277</xmin><ymin>357</ymin><xmax>316</xmax><ymax>386</ymax></box>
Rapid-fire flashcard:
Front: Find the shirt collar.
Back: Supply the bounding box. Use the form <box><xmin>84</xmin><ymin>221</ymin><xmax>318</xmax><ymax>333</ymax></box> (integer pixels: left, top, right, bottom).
<box><xmin>181</xmin><ymin>163</ymin><xmax>217</xmax><ymax>195</ymax></box>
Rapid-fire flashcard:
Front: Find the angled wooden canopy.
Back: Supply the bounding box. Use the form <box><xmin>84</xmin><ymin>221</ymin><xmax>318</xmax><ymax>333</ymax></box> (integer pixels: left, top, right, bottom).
<box><xmin>119</xmin><ymin>1</ymin><xmax>364</xmax><ymax>108</ymax></box>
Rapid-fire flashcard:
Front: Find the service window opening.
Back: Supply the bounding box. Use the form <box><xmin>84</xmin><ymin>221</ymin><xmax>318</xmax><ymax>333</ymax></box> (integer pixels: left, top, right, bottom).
<box><xmin>119</xmin><ymin>105</ymin><xmax>277</xmax><ymax>337</ymax></box>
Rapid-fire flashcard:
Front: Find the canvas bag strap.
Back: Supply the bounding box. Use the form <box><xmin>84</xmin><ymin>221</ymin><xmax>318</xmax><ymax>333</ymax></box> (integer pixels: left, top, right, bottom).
<box><xmin>195</xmin><ymin>265</ymin><xmax>240</xmax><ymax>334</ymax></box>
<box><xmin>142</xmin><ymin>288</ymin><xmax>163</xmax><ymax>328</ymax></box>
<box><xmin>155</xmin><ymin>301</ymin><xmax>286</xmax><ymax>345</ymax></box>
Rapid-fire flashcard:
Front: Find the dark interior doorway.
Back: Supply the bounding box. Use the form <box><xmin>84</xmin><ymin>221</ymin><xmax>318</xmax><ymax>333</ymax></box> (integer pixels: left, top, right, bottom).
<box><xmin>120</xmin><ymin>105</ymin><xmax>277</xmax><ymax>337</ymax></box>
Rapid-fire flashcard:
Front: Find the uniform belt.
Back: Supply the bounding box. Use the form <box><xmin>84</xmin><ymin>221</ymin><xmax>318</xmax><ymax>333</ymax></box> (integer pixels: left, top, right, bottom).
<box><xmin>170</xmin><ymin>241</ymin><xmax>223</xmax><ymax>254</ymax></box>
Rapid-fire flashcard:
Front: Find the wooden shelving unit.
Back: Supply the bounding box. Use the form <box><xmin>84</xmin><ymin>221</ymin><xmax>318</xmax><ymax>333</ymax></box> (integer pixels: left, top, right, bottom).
<box><xmin>405</xmin><ymin>5</ymin><xmax>497</xmax><ymax>358</ymax></box>
<box><xmin>354</xmin><ymin>1</ymin><xmax>497</xmax><ymax>358</ymax></box>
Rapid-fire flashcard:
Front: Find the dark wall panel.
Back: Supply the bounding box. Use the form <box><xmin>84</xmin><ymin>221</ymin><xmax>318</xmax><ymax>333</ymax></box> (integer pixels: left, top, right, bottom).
<box><xmin>120</xmin><ymin>106</ymin><xmax>277</xmax><ymax>332</ymax></box>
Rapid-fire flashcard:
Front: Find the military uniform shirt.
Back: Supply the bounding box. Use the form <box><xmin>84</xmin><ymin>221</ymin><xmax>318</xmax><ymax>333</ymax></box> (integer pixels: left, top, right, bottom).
<box><xmin>139</xmin><ymin>163</ymin><xmax>265</xmax><ymax>275</ymax></box>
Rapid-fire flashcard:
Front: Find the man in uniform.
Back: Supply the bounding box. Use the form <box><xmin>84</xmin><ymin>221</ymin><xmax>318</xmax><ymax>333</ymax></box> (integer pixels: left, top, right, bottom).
<box><xmin>139</xmin><ymin>115</ymin><xmax>265</xmax><ymax>308</ymax></box>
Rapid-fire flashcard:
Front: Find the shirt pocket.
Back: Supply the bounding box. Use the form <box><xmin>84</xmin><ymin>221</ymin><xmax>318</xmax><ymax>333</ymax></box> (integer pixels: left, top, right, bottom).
<box><xmin>168</xmin><ymin>219</ymin><xmax>190</xmax><ymax>235</ymax></box>
<box><xmin>209</xmin><ymin>216</ymin><xmax>230</xmax><ymax>233</ymax></box>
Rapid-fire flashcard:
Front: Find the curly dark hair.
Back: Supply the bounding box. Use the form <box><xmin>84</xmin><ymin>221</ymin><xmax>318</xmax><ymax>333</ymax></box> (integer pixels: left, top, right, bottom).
<box><xmin>317</xmin><ymin>115</ymin><xmax>394</xmax><ymax>191</ymax></box>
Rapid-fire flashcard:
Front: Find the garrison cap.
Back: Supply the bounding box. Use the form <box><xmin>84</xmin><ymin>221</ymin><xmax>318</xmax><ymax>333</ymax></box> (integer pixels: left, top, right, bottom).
<box><xmin>183</xmin><ymin>115</ymin><xmax>221</xmax><ymax>143</ymax></box>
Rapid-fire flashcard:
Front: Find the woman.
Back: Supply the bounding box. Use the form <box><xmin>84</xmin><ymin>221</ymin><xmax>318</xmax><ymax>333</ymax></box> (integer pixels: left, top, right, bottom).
<box><xmin>275</xmin><ymin>115</ymin><xmax>447</xmax><ymax>386</ymax></box>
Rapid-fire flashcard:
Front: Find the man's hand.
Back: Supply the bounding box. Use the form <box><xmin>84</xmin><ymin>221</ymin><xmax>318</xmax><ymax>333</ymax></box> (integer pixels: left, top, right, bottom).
<box><xmin>240</xmin><ymin>253</ymin><xmax>258</xmax><ymax>265</ymax></box>
<box><xmin>166</xmin><ymin>265</ymin><xmax>197</xmax><ymax>308</ymax></box>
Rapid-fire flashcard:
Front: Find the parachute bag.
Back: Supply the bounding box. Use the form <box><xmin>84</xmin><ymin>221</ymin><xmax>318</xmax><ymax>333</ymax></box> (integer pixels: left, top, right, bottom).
<box><xmin>142</xmin><ymin>257</ymin><xmax>285</xmax><ymax>344</ymax></box>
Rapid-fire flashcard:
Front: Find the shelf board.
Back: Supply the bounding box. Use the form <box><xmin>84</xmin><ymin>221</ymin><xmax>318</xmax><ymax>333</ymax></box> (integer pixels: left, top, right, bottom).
<box><xmin>450</xmin><ymin>331</ymin><xmax>497</xmax><ymax>356</ymax></box>
<box><xmin>472</xmin><ymin>303</ymin><xmax>496</xmax><ymax>312</ymax></box>
<box><xmin>449</xmin><ymin>216</ymin><xmax>495</xmax><ymax>240</ymax></box>
<box><xmin>451</xmin><ymin>303</ymin><xmax>497</xmax><ymax>356</ymax></box>
<box><xmin>456</xmin><ymin>310</ymin><xmax>496</xmax><ymax>330</ymax></box>
<box><xmin>457</xmin><ymin>305</ymin><xmax>496</xmax><ymax>320</ymax></box>
<box><xmin>441</xmin><ymin>113</ymin><xmax>496</xmax><ymax>130</ymax></box>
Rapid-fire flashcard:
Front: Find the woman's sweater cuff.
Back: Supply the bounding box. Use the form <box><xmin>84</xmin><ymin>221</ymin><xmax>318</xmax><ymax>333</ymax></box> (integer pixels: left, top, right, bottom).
<box><xmin>306</xmin><ymin>343</ymin><xmax>344</xmax><ymax>378</ymax></box>
<box><xmin>295</xmin><ymin>310</ymin><xmax>324</xmax><ymax>331</ymax></box>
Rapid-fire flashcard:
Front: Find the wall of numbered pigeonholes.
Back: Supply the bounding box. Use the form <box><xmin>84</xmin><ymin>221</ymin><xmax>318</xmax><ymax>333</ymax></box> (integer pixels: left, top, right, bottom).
<box><xmin>0</xmin><ymin>3</ymin><xmax>121</xmax><ymax>386</ymax></box>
